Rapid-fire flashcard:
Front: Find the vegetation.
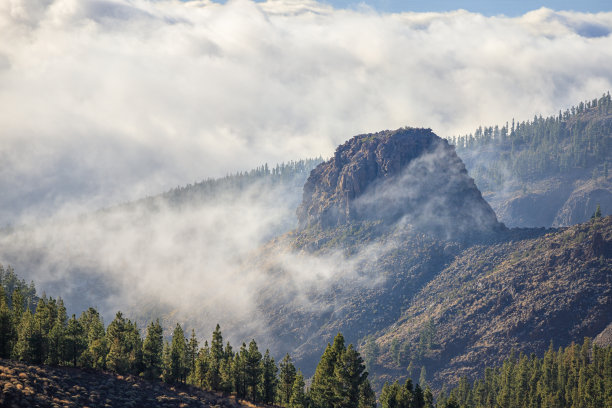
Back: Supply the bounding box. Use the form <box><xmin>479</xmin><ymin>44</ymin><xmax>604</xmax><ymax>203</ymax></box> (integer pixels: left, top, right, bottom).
<box><xmin>438</xmin><ymin>338</ymin><xmax>612</xmax><ymax>408</ymax></box>
<box><xmin>0</xmin><ymin>266</ymin><xmax>375</xmax><ymax>407</ymax></box>
<box><xmin>452</xmin><ymin>93</ymin><xmax>612</xmax><ymax>191</ymax></box>
<box><xmin>157</xmin><ymin>158</ymin><xmax>323</xmax><ymax>206</ymax></box>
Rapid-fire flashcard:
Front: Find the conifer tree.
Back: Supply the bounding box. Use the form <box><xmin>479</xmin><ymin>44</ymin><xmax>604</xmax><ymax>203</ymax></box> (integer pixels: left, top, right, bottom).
<box><xmin>245</xmin><ymin>339</ymin><xmax>263</xmax><ymax>401</ymax></box>
<box><xmin>186</xmin><ymin>329</ymin><xmax>199</xmax><ymax>384</ymax></box>
<box><xmin>195</xmin><ymin>341</ymin><xmax>210</xmax><ymax>388</ymax></box>
<box><xmin>289</xmin><ymin>371</ymin><xmax>307</xmax><ymax>408</ymax></box>
<box><xmin>279</xmin><ymin>353</ymin><xmax>297</xmax><ymax>404</ymax></box>
<box><xmin>261</xmin><ymin>349</ymin><xmax>277</xmax><ymax>404</ymax></box>
<box><xmin>168</xmin><ymin>323</ymin><xmax>187</xmax><ymax>384</ymax></box>
<box><xmin>79</xmin><ymin>307</ymin><xmax>107</xmax><ymax>369</ymax></box>
<box><xmin>64</xmin><ymin>314</ymin><xmax>86</xmax><ymax>366</ymax></box>
<box><xmin>0</xmin><ymin>288</ymin><xmax>15</xmax><ymax>358</ymax></box>
<box><xmin>142</xmin><ymin>319</ymin><xmax>164</xmax><ymax>380</ymax></box>
<box><xmin>207</xmin><ymin>324</ymin><xmax>224</xmax><ymax>390</ymax></box>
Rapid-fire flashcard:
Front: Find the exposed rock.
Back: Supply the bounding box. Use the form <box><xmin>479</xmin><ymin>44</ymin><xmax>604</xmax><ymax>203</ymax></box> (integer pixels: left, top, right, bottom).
<box><xmin>297</xmin><ymin>128</ymin><xmax>503</xmax><ymax>239</ymax></box>
<box><xmin>553</xmin><ymin>175</ymin><xmax>612</xmax><ymax>227</ymax></box>
<box><xmin>594</xmin><ymin>322</ymin><xmax>612</xmax><ymax>347</ymax></box>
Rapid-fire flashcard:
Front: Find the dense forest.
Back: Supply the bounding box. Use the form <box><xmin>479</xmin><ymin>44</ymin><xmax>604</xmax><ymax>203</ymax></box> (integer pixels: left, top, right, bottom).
<box><xmin>0</xmin><ymin>265</ymin><xmax>375</xmax><ymax>408</ymax></box>
<box><xmin>435</xmin><ymin>339</ymin><xmax>612</xmax><ymax>408</ymax></box>
<box><xmin>452</xmin><ymin>93</ymin><xmax>612</xmax><ymax>192</ymax></box>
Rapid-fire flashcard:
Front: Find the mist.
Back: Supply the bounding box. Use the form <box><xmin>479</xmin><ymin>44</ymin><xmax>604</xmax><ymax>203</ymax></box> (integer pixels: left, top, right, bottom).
<box><xmin>2</xmin><ymin>0</ymin><xmax>612</xmax><ymax>353</ymax></box>
<box><xmin>2</xmin><ymin>1</ymin><xmax>612</xmax><ymax>223</ymax></box>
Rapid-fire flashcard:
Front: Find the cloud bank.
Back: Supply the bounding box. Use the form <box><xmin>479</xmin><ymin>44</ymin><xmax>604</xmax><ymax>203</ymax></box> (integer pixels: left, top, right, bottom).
<box><xmin>1</xmin><ymin>0</ymin><xmax>612</xmax><ymax>222</ymax></box>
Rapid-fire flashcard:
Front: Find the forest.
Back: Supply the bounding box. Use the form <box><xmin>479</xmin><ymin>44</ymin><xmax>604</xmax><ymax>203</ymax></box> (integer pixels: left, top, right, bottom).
<box><xmin>452</xmin><ymin>93</ymin><xmax>612</xmax><ymax>192</ymax></box>
<box><xmin>2</xmin><ymin>264</ymin><xmax>611</xmax><ymax>408</ymax></box>
<box><xmin>0</xmin><ymin>265</ymin><xmax>375</xmax><ymax>408</ymax></box>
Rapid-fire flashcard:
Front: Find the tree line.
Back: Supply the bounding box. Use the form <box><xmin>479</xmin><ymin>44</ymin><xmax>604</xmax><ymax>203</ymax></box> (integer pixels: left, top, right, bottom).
<box><xmin>435</xmin><ymin>338</ymin><xmax>612</xmax><ymax>408</ymax></box>
<box><xmin>0</xmin><ymin>265</ymin><xmax>375</xmax><ymax>407</ymax></box>
<box><xmin>452</xmin><ymin>92</ymin><xmax>612</xmax><ymax>191</ymax></box>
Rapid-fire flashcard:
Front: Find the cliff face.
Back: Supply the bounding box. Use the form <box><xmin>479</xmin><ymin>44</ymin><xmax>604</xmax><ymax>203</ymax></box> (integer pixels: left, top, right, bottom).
<box><xmin>297</xmin><ymin>128</ymin><xmax>503</xmax><ymax>239</ymax></box>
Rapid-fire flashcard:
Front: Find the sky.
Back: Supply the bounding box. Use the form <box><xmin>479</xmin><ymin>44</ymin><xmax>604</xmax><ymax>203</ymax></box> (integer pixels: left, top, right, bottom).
<box><xmin>314</xmin><ymin>0</ymin><xmax>612</xmax><ymax>15</ymax></box>
<box><xmin>1</xmin><ymin>0</ymin><xmax>612</xmax><ymax>224</ymax></box>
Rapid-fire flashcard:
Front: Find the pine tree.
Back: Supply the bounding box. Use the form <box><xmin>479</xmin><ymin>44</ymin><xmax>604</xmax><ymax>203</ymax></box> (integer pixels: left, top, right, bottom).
<box><xmin>279</xmin><ymin>353</ymin><xmax>297</xmax><ymax>404</ymax></box>
<box><xmin>64</xmin><ymin>314</ymin><xmax>86</xmax><ymax>366</ymax></box>
<box><xmin>207</xmin><ymin>324</ymin><xmax>224</xmax><ymax>390</ymax></box>
<box><xmin>195</xmin><ymin>341</ymin><xmax>210</xmax><ymax>388</ymax></box>
<box><xmin>79</xmin><ymin>307</ymin><xmax>107</xmax><ymax>369</ymax></box>
<box><xmin>245</xmin><ymin>339</ymin><xmax>263</xmax><ymax>401</ymax></box>
<box><xmin>142</xmin><ymin>319</ymin><xmax>164</xmax><ymax>380</ymax></box>
<box><xmin>261</xmin><ymin>349</ymin><xmax>277</xmax><ymax>404</ymax></box>
<box><xmin>168</xmin><ymin>323</ymin><xmax>187</xmax><ymax>384</ymax></box>
<box><xmin>186</xmin><ymin>329</ymin><xmax>198</xmax><ymax>384</ymax></box>
<box><xmin>289</xmin><ymin>371</ymin><xmax>307</xmax><ymax>408</ymax></box>
<box><xmin>0</xmin><ymin>288</ymin><xmax>15</xmax><ymax>358</ymax></box>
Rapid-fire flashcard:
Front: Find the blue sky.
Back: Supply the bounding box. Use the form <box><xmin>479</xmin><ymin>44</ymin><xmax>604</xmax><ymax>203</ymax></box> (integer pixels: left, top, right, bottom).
<box><xmin>250</xmin><ymin>0</ymin><xmax>612</xmax><ymax>15</ymax></box>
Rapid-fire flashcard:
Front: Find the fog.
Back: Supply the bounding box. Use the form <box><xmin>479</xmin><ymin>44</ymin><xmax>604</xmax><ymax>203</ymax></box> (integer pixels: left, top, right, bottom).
<box><xmin>1</xmin><ymin>0</ymin><xmax>612</xmax><ymax>347</ymax></box>
<box><xmin>2</xmin><ymin>1</ymin><xmax>612</xmax><ymax>223</ymax></box>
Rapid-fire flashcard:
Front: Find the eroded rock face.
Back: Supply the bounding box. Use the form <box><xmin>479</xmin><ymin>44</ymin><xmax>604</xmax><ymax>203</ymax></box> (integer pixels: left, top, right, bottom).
<box><xmin>297</xmin><ymin>128</ymin><xmax>504</xmax><ymax>239</ymax></box>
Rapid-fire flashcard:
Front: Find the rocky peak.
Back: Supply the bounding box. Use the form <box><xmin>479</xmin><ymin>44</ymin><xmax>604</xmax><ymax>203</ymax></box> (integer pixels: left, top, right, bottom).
<box><xmin>297</xmin><ymin>127</ymin><xmax>504</xmax><ymax>239</ymax></box>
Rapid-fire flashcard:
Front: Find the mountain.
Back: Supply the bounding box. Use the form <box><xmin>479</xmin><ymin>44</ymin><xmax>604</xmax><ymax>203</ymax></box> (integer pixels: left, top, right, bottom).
<box><xmin>453</xmin><ymin>93</ymin><xmax>612</xmax><ymax>228</ymax></box>
<box><xmin>249</xmin><ymin>128</ymin><xmax>611</xmax><ymax>392</ymax></box>
<box><xmin>297</xmin><ymin>128</ymin><xmax>503</xmax><ymax>239</ymax></box>
<box><xmin>371</xmin><ymin>215</ymin><xmax>611</xmax><ymax>388</ymax></box>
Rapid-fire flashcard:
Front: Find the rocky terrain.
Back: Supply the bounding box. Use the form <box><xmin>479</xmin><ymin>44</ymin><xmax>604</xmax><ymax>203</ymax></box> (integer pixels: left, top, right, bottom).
<box><xmin>0</xmin><ymin>359</ymin><xmax>267</xmax><ymax>408</ymax></box>
<box><xmin>372</xmin><ymin>215</ymin><xmax>612</xmax><ymax>388</ymax></box>
<box><xmin>297</xmin><ymin>128</ymin><xmax>503</xmax><ymax>239</ymax></box>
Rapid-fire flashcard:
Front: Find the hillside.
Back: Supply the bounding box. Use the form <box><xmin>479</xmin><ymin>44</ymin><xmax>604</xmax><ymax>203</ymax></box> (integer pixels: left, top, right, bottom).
<box><xmin>370</xmin><ymin>215</ymin><xmax>612</xmax><ymax>388</ymax></box>
<box><xmin>454</xmin><ymin>93</ymin><xmax>612</xmax><ymax>227</ymax></box>
<box><xmin>0</xmin><ymin>359</ymin><xmax>266</xmax><ymax>408</ymax></box>
<box><xmin>246</xmin><ymin>128</ymin><xmax>611</xmax><ymax>393</ymax></box>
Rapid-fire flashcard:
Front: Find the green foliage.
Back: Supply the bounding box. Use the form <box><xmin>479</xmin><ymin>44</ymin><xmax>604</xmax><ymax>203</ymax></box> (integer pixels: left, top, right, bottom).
<box><xmin>261</xmin><ymin>349</ymin><xmax>278</xmax><ymax>404</ymax></box>
<box><xmin>279</xmin><ymin>353</ymin><xmax>297</xmax><ymax>404</ymax></box>
<box><xmin>289</xmin><ymin>371</ymin><xmax>307</xmax><ymax>408</ymax></box>
<box><xmin>142</xmin><ymin>319</ymin><xmax>164</xmax><ymax>380</ymax></box>
<box><xmin>443</xmin><ymin>338</ymin><xmax>612</xmax><ymax>408</ymax></box>
<box><xmin>309</xmin><ymin>333</ymin><xmax>375</xmax><ymax>408</ymax></box>
<box><xmin>453</xmin><ymin>93</ymin><xmax>612</xmax><ymax>191</ymax></box>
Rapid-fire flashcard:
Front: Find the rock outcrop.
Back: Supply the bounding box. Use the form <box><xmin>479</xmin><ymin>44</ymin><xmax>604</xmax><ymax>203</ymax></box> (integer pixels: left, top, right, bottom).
<box><xmin>297</xmin><ymin>128</ymin><xmax>504</xmax><ymax>239</ymax></box>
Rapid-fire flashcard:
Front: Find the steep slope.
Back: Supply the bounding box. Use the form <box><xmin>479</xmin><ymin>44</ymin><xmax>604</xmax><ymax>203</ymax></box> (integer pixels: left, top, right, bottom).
<box><xmin>371</xmin><ymin>216</ymin><xmax>612</xmax><ymax>389</ymax></box>
<box><xmin>455</xmin><ymin>94</ymin><xmax>612</xmax><ymax>227</ymax></box>
<box><xmin>298</xmin><ymin>127</ymin><xmax>503</xmax><ymax>239</ymax></box>
<box><xmin>253</xmin><ymin>128</ymin><xmax>509</xmax><ymax>375</ymax></box>
<box><xmin>0</xmin><ymin>359</ymin><xmax>265</xmax><ymax>408</ymax></box>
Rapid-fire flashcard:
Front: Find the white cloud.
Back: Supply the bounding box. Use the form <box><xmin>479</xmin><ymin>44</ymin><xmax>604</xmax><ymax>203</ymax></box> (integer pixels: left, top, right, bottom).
<box><xmin>1</xmin><ymin>1</ymin><xmax>612</xmax><ymax>222</ymax></box>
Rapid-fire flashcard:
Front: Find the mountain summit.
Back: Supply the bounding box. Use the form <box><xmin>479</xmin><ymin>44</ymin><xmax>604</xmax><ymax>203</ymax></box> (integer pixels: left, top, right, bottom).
<box><xmin>297</xmin><ymin>128</ymin><xmax>503</xmax><ymax>239</ymax></box>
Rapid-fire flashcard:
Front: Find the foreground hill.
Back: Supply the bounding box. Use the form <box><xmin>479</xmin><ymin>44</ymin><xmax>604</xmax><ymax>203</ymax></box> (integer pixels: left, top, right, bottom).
<box><xmin>0</xmin><ymin>359</ymin><xmax>265</xmax><ymax>408</ymax></box>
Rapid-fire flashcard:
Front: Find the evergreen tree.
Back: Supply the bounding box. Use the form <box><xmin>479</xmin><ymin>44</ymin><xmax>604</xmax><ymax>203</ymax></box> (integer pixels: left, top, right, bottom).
<box><xmin>195</xmin><ymin>341</ymin><xmax>210</xmax><ymax>388</ymax></box>
<box><xmin>186</xmin><ymin>329</ymin><xmax>199</xmax><ymax>384</ymax></box>
<box><xmin>245</xmin><ymin>339</ymin><xmax>263</xmax><ymax>401</ymax></box>
<box><xmin>279</xmin><ymin>353</ymin><xmax>297</xmax><ymax>404</ymax></box>
<box><xmin>79</xmin><ymin>307</ymin><xmax>107</xmax><ymax>369</ymax></box>
<box><xmin>207</xmin><ymin>324</ymin><xmax>224</xmax><ymax>390</ymax></box>
<box><xmin>289</xmin><ymin>371</ymin><xmax>307</xmax><ymax>408</ymax></box>
<box><xmin>260</xmin><ymin>349</ymin><xmax>277</xmax><ymax>404</ymax></box>
<box><xmin>310</xmin><ymin>333</ymin><xmax>344</xmax><ymax>408</ymax></box>
<box><xmin>142</xmin><ymin>319</ymin><xmax>164</xmax><ymax>380</ymax></box>
<box><xmin>0</xmin><ymin>288</ymin><xmax>15</xmax><ymax>358</ymax></box>
<box><xmin>167</xmin><ymin>323</ymin><xmax>187</xmax><ymax>384</ymax></box>
<box><xmin>64</xmin><ymin>314</ymin><xmax>86</xmax><ymax>366</ymax></box>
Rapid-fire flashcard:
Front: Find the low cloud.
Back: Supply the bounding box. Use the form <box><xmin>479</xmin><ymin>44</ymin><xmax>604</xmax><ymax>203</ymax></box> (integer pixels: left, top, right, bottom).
<box><xmin>1</xmin><ymin>1</ymin><xmax>612</xmax><ymax>223</ymax></box>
